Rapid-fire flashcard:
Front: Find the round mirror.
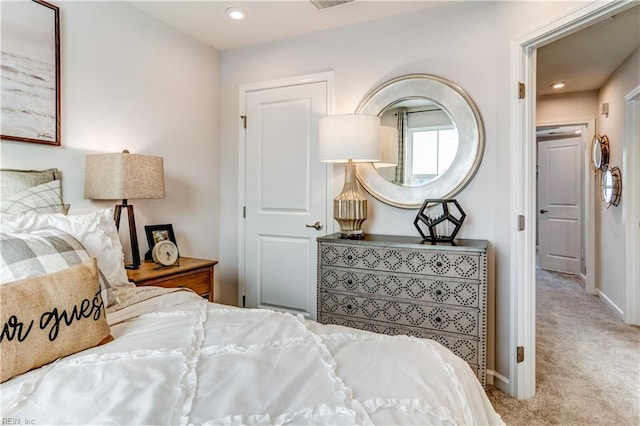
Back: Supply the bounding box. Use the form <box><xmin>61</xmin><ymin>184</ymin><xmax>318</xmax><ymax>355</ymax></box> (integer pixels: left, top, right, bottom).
<box><xmin>591</xmin><ymin>134</ymin><xmax>609</xmax><ymax>172</ymax></box>
<box><xmin>601</xmin><ymin>165</ymin><xmax>621</xmax><ymax>208</ymax></box>
<box><xmin>356</xmin><ymin>74</ymin><xmax>484</xmax><ymax>208</ymax></box>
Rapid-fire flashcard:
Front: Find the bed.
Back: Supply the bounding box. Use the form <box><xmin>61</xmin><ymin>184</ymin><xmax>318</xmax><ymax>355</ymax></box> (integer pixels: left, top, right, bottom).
<box><xmin>0</xmin><ymin>168</ymin><xmax>504</xmax><ymax>425</ymax></box>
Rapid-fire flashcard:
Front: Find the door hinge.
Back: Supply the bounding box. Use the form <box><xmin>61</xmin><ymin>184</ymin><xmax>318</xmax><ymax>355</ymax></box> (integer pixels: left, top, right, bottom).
<box><xmin>518</xmin><ymin>214</ymin><xmax>525</xmax><ymax>231</ymax></box>
<box><xmin>518</xmin><ymin>82</ymin><xmax>525</xmax><ymax>99</ymax></box>
<box><xmin>243</xmin><ymin>206</ymin><xmax>246</xmax><ymax>218</ymax></box>
<box><xmin>517</xmin><ymin>346</ymin><xmax>525</xmax><ymax>363</ymax></box>
<box><xmin>242</xmin><ymin>295</ymin><xmax>246</xmax><ymax>307</ymax></box>
<box><xmin>240</xmin><ymin>115</ymin><xmax>247</xmax><ymax>129</ymax></box>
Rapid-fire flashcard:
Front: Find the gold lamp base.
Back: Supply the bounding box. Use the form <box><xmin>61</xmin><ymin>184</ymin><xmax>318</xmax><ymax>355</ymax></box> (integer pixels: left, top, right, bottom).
<box><xmin>334</xmin><ymin>161</ymin><xmax>367</xmax><ymax>239</ymax></box>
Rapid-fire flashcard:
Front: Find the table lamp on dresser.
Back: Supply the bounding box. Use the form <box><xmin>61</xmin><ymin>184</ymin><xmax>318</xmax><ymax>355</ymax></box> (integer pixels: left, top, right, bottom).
<box><xmin>319</xmin><ymin>114</ymin><xmax>380</xmax><ymax>239</ymax></box>
<box><xmin>84</xmin><ymin>150</ymin><xmax>165</xmax><ymax>269</ymax></box>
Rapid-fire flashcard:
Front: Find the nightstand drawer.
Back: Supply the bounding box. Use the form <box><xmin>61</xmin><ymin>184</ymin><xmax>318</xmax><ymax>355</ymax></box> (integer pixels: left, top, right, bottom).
<box><xmin>127</xmin><ymin>257</ymin><xmax>218</xmax><ymax>301</ymax></box>
<box><xmin>144</xmin><ymin>268</ymin><xmax>212</xmax><ymax>297</ymax></box>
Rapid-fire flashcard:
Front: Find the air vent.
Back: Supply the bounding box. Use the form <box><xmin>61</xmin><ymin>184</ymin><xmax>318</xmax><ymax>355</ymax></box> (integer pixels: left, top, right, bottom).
<box><xmin>310</xmin><ymin>0</ymin><xmax>354</xmax><ymax>10</ymax></box>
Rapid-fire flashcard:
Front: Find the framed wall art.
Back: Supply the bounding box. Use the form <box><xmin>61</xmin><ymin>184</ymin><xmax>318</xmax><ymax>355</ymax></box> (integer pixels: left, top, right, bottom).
<box><xmin>1</xmin><ymin>0</ymin><xmax>61</xmax><ymax>146</ymax></box>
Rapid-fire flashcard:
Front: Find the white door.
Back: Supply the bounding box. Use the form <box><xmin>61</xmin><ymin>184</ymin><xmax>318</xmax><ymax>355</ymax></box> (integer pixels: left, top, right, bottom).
<box><xmin>242</xmin><ymin>78</ymin><xmax>329</xmax><ymax>319</ymax></box>
<box><xmin>537</xmin><ymin>137</ymin><xmax>583</xmax><ymax>274</ymax></box>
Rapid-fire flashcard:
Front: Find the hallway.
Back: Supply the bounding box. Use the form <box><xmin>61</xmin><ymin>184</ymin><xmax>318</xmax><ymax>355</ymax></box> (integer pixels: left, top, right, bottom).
<box><xmin>487</xmin><ymin>267</ymin><xmax>640</xmax><ymax>425</ymax></box>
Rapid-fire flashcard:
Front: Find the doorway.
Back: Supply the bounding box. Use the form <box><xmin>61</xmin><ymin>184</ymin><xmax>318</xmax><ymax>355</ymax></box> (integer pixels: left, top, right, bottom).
<box><xmin>510</xmin><ymin>1</ymin><xmax>640</xmax><ymax>399</ymax></box>
<box><xmin>536</xmin><ymin>130</ymin><xmax>584</xmax><ymax>275</ymax></box>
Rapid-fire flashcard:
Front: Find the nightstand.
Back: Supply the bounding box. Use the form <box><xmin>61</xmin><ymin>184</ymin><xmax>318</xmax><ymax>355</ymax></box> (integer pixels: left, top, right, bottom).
<box><xmin>126</xmin><ymin>257</ymin><xmax>218</xmax><ymax>302</ymax></box>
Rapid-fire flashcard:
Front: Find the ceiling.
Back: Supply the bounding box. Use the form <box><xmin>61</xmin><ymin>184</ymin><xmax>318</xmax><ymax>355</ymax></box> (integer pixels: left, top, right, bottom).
<box><xmin>537</xmin><ymin>4</ymin><xmax>640</xmax><ymax>96</ymax></box>
<box><xmin>130</xmin><ymin>1</ymin><xmax>639</xmax><ymax>97</ymax></box>
<box><xmin>129</xmin><ymin>1</ymin><xmax>451</xmax><ymax>51</ymax></box>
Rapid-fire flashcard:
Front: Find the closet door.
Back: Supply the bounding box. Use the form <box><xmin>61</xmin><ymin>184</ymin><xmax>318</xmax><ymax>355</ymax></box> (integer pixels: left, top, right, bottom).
<box><xmin>242</xmin><ymin>78</ymin><xmax>329</xmax><ymax>319</ymax></box>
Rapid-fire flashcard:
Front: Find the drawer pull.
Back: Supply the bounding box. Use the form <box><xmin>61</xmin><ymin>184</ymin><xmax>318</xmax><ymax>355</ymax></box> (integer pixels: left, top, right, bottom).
<box><xmin>435</xmin><ymin>290</ymin><xmax>442</xmax><ymax>296</ymax></box>
<box><xmin>436</xmin><ymin>261</ymin><xmax>443</xmax><ymax>267</ymax></box>
<box><xmin>347</xmin><ymin>279</ymin><xmax>353</xmax><ymax>284</ymax></box>
<box><xmin>347</xmin><ymin>255</ymin><xmax>353</xmax><ymax>260</ymax></box>
<box><xmin>346</xmin><ymin>304</ymin><xmax>353</xmax><ymax>310</ymax></box>
<box><xmin>435</xmin><ymin>317</ymin><xmax>442</xmax><ymax>323</ymax></box>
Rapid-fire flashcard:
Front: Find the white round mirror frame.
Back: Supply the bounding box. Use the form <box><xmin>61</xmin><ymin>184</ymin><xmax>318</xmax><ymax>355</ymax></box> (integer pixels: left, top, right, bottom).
<box><xmin>355</xmin><ymin>74</ymin><xmax>485</xmax><ymax>209</ymax></box>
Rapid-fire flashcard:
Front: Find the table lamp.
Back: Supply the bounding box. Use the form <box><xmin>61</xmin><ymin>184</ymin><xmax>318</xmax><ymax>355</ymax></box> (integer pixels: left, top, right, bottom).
<box><xmin>374</xmin><ymin>125</ymin><xmax>399</xmax><ymax>168</ymax></box>
<box><xmin>84</xmin><ymin>150</ymin><xmax>165</xmax><ymax>269</ymax></box>
<box><xmin>319</xmin><ymin>114</ymin><xmax>380</xmax><ymax>239</ymax></box>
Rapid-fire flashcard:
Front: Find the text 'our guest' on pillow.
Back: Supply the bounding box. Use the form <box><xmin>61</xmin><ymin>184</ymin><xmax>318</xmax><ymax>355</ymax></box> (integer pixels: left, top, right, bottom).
<box><xmin>0</xmin><ymin>258</ymin><xmax>112</xmax><ymax>383</ymax></box>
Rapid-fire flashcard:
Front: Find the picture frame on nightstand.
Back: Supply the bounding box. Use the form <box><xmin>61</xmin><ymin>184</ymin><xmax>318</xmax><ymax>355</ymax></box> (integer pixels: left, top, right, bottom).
<box><xmin>144</xmin><ymin>224</ymin><xmax>178</xmax><ymax>261</ymax></box>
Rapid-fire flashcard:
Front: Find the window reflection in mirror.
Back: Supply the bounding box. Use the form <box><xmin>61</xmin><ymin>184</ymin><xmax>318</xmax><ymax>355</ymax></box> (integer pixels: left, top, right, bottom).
<box><xmin>378</xmin><ymin>98</ymin><xmax>459</xmax><ymax>187</ymax></box>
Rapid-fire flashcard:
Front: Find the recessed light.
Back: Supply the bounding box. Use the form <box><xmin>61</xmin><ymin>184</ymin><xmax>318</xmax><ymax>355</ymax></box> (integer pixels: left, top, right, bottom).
<box><xmin>226</xmin><ymin>7</ymin><xmax>247</xmax><ymax>20</ymax></box>
<box><xmin>551</xmin><ymin>82</ymin><xmax>566</xmax><ymax>90</ymax></box>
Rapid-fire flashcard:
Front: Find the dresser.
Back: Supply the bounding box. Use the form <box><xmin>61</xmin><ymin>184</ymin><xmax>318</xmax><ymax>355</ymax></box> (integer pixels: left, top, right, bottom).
<box><xmin>317</xmin><ymin>233</ymin><xmax>488</xmax><ymax>387</ymax></box>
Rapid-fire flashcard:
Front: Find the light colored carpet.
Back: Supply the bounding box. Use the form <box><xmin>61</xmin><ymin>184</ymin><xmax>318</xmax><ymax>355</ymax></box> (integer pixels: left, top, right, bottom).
<box><xmin>486</xmin><ymin>267</ymin><xmax>640</xmax><ymax>425</ymax></box>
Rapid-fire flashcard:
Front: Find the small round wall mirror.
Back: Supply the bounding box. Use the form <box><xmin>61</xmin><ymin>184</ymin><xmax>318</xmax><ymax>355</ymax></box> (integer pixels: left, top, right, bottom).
<box><xmin>601</xmin><ymin>165</ymin><xmax>621</xmax><ymax>208</ymax></box>
<box><xmin>591</xmin><ymin>134</ymin><xmax>610</xmax><ymax>172</ymax></box>
<box><xmin>355</xmin><ymin>74</ymin><xmax>484</xmax><ymax>208</ymax></box>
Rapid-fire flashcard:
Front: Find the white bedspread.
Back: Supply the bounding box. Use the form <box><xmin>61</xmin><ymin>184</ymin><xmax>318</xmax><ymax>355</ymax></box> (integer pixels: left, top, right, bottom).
<box><xmin>1</xmin><ymin>290</ymin><xmax>504</xmax><ymax>425</ymax></box>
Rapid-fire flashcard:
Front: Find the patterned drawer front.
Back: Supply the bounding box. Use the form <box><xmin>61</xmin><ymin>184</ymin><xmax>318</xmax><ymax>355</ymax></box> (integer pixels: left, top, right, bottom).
<box><xmin>320</xmin><ymin>244</ymin><xmax>480</xmax><ymax>280</ymax></box>
<box><xmin>320</xmin><ymin>314</ymin><xmax>479</xmax><ymax>364</ymax></box>
<box><xmin>320</xmin><ymin>267</ymin><xmax>479</xmax><ymax>308</ymax></box>
<box><xmin>320</xmin><ymin>292</ymin><xmax>478</xmax><ymax>336</ymax></box>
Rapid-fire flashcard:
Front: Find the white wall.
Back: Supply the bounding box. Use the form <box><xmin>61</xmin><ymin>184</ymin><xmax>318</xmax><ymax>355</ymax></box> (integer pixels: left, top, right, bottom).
<box><xmin>0</xmin><ymin>2</ymin><xmax>222</xmax><ymax>298</ymax></box>
<box><xmin>537</xmin><ymin>90</ymin><xmax>599</xmax><ymax>124</ymax></box>
<box><xmin>219</xmin><ymin>0</ymin><xmax>584</xmax><ymax>389</ymax></box>
<box><xmin>596</xmin><ymin>48</ymin><xmax>640</xmax><ymax>313</ymax></box>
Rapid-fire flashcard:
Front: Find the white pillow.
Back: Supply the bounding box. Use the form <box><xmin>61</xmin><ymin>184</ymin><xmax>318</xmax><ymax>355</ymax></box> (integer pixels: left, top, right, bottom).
<box><xmin>0</xmin><ymin>208</ymin><xmax>132</xmax><ymax>293</ymax></box>
<box><xmin>0</xmin><ymin>180</ymin><xmax>65</xmax><ymax>215</ymax></box>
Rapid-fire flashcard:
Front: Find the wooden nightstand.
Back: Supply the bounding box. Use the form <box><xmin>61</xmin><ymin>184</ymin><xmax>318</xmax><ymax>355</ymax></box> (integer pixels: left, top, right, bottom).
<box><xmin>126</xmin><ymin>257</ymin><xmax>218</xmax><ymax>302</ymax></box>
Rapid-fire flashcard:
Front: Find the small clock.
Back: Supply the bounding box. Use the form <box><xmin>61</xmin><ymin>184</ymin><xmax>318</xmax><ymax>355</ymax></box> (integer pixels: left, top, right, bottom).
<box><xmin>152</xmin><ymin>240</ymin><xmax>179</xmax><ymax>266</ymax></box>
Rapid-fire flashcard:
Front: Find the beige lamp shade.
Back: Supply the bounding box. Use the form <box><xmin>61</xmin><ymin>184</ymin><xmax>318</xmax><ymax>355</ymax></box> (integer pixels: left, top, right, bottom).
<box><xmin>374</xmin><ymin>126</ymin><xmax>399</xmax><ymax>168</ymax></box>
<box><xmin>319</xmin><ymin>114</ymin><xmax>381</xmax><ymax>163</ymax></box>
<box><xmin>84</xmin><ymin>151</ymin><xmax>165</xmax><ymax>200</ymax></box>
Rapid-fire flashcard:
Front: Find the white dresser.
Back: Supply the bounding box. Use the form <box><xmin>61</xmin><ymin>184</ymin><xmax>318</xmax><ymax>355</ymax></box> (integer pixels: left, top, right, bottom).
<box><xmin>317</xmin><ymin>233</ymin><xmax>488</xmax><ymax>387</ymax></box>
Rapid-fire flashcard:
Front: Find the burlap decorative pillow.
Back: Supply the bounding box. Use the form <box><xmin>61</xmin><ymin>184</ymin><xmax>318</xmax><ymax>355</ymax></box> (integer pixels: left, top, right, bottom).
<box><xmin>0</xmin><ymin>258</ymin><xmax>112</xmax><ymax>383</ymax></box>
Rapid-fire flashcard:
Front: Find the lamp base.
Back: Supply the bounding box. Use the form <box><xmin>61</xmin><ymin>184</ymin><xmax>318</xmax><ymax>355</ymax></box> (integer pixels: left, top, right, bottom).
<box><xmin>114</xmin><ymin>200</ymin><xmax>141</xmax><ymax>270</ymax></box>
<box><xmin>334</xmin><ymin>162</ymin><xmax>368</xmax><ymax>238</ymax></box>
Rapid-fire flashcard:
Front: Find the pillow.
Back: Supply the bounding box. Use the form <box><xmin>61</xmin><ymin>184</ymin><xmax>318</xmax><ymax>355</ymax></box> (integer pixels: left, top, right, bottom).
<box><xmin>0</xmin><ymin>208</ymin><xmax>133</xmax><ymax>297</ymax></box>
<box><xmin>0</xmin><ymin>229</ymin><xmax>114</xmax><ymax>307</ymax></box>
<box><xmin>0</xmin><ymin>168</ymin><xmax>61</xmax><ymax>196</ymax></box>
<box><xmin>0</xmin><ymin>258</ymin><xmax>112</xmax><ymax>383</ymax></box>
<box><xmin>0</xmin><ymin>180</ymin><xmax>65</xmax><ymax>215</ymax></box>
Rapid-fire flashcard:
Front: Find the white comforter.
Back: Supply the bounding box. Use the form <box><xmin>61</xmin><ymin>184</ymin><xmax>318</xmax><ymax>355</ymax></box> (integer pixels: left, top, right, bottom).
<box><xmin>1</xmin><ymin>289</ymin><xmax>503</xmax><ymax>425</ymax></box>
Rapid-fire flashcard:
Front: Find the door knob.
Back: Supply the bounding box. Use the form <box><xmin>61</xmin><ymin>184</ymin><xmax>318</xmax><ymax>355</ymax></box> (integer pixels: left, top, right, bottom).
<box><xmin>540</xmin><ymin>209</ymin><xmax>549</xmax><ymax>214</ymax></box>
<box><xmin>306</xmin><ymin>221</ymin><xmax>323</xmax><ymax>231</ymax></box>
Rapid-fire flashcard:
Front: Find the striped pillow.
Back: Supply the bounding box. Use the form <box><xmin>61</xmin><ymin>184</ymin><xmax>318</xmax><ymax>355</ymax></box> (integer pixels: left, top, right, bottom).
<box><xmin>0</xmin><ymin>229</ymin><xmax>114</xmax><ymax>307</ymax></box>
<box><xmin>0</xmin><ymin>180</ymin><xmax>65</xmax><ymax>215</ymax></box>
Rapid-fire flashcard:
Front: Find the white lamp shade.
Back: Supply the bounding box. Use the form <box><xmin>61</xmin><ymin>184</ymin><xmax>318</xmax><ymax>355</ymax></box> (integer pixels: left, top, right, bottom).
<box><xmin>374</xmin><ymin>126</ymin><xmax>399</xmax><ymax>168</ymax></box>
<box><xmin>319</xmin><ymin>114</ymin><xmax>381</xmax><ymax>163</ymax></box>
<box><xmin>84</xmin><ymin>151</ymin><xmax>165</xmax><ymax>200</ymax></box>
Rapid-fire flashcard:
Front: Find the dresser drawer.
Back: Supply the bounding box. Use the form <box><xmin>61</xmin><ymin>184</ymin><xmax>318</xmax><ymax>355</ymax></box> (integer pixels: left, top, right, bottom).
<box><xmin>319</xmin><ymin>313</ymin><xmax>479</xmax><ymax>365</ymax></box>
<box><xmin>319</xmin><ymin>291</ymin><xmax>479</xmax><ymax>337</ymax></box>
<box><xmin>320</xmin><ymin>244</ymin><xmax>481</xmax><ymax>280</ymax></box>
<box><xmin>320</xmin><ymin>267</ymin><xmax>480</xmax><ymax>308</ymax></box>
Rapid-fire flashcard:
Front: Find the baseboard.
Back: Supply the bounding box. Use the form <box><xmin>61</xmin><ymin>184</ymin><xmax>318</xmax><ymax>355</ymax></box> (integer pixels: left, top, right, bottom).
<box><xmin>598</xmin><ymin>290</ymin><xmax>624</xmax><ymax>320</ymax></box>
<box><xmin>488</xmin><ymin>369</ymin><xmax>510</xmax><ymax>393</ymax></box>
